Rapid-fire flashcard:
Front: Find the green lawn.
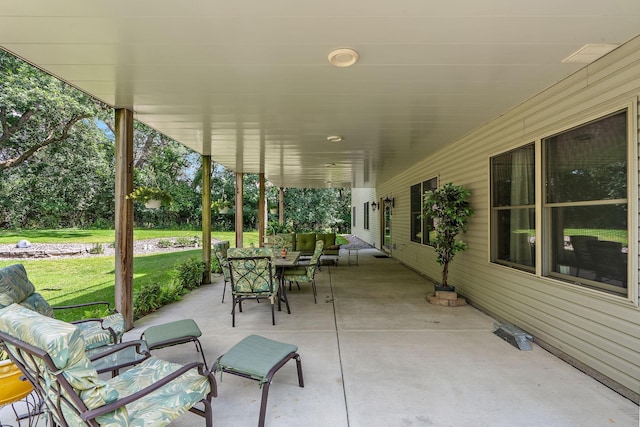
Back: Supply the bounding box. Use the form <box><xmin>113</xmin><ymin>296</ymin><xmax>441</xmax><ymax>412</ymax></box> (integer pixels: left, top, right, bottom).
<box><xmin>0</xmin><ymin>229</ymin><xmax>260</xmax><ymax>322</ymax></box>
<box><xmin>0</xmin><ymin>229</ymin><xmax>260</xmax><ymax>245</ymax></box>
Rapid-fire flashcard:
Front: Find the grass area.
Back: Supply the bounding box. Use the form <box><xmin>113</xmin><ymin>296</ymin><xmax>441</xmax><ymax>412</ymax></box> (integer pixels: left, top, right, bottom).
<box><xmin>0</xmin><ymin>229</ymin><xmax>260</xmax><ymax>246</ymax></box>
<box><xmin>0</xmin><ymin>250</ymin><xmax>204</xmax><ymax>322</ymax></box>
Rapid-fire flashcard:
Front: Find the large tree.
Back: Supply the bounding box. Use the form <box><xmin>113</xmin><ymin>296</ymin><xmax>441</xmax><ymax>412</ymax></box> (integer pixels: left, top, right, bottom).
<box><xmin>0</xmin><ymin>50</ymin><xmax>106</xmax><ymax>171</ymax></box>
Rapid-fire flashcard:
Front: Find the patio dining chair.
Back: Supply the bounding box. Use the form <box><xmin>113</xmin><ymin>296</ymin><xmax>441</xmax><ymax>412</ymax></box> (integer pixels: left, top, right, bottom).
<box><xmin>227</xmin><ymin>247</ymin><xmax>279</xmax><ymax>327</ymax></box>
<box><xmin>213</xmin><ymin>240</ymin><xmax>231</xmax><ymax>303</ymax></box>
<box><xmin>0</xmin><ymin>303</ymin><xmax>216</xmax><ymax>427</ymax></box>
<box><xmin>283</xmin><ymin>240</ymin><xmax>323</xmax><ymax>303</ymax></box>
<box><xmin>0</xmin><ymin>264</ymin><xmax>124</xmax><ymax>351</ymax></box>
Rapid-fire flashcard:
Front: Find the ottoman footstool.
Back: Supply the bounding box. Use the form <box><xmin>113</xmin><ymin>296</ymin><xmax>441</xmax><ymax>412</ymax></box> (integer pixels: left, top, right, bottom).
<box><xmin>140</xmin><ymin>319</ymin><xmax>208</xmax><ymax>369</ymax></box>
<box><xmin>214</xmin><ymin>335</ymin><xmax>304</xmax><ymax>427</ymax></box>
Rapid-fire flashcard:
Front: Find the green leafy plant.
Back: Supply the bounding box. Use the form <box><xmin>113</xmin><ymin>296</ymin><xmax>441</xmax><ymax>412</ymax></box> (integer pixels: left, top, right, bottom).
<box><xmin>267</xmin><ymin>220</ymin><xmax>292</xmax><ymax>235</ymax></box>
<box><xmin>174</xmin><ymin>236</ymin><xmax>193</xmax><ymax>247</ymax></box>
<box><xmin>422</xmin><ymin>182</ymin><xmax>474</xmax><ymax>288</ymax></box>
<box><xmin>88</xmin><ymin>243</ymin><xmax>104</xmax><ymax>254</ymax></box>
<box><xmin>157</xmin><ymin>238</ymin><xmax>173</xmax><ymax>248</ymax></box>
<box><xmin>211</xmin><ymin>198</ymin><xmax>232</xmax><ymax>213</ymax></box>
<box><xmin>173</xmin><ymin>257</ymin><xmax>205</xmax><ymax>291</ymax></box>
<box><xmin>126</xmin><ymin>186</ymin><xmax>173</xmax><ymax>207</ymax></box>
<box><xmin>211</xmin><ymin>256</ymin><xmax>222</xmax><ymax>274</ymax></box>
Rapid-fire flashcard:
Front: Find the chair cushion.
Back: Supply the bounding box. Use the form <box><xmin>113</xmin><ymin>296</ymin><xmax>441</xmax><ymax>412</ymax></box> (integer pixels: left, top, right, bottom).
<box><xmin>75</xmin><ymin>312</ymin><xmax>125</xmax><ymax>350</ymax></box>
<box><xmin>213</xmin><ymin>241</ymin><xmax>231</xmax><ymax>281</ymax></box>
<box><xmin>19</xmin><ymin>292</ymin><xmax>55</xmax><ymax>317</ymax></box>
<box><xmin>98</xmin><ymin>357</ymin><xmax>212</xmax><ymax>426</ymax></box>
<box><xmin>215</xmin><ymin>335</ymin><xmax>298</xmax><ymax>385</ymax></box>
<box><xmin>0</xmin><ymin>264</ymin><xmax>38</xmax><ymax>308</ymax></box>
<box><xmin>295</xmin><ymin>233</ymin><xmax>316</xmax><ymax>253</ymax></box>
<box><xmin>143</xmin><ymin>319</ymin><xmax>202</xmax><ymax>348</ymax></box>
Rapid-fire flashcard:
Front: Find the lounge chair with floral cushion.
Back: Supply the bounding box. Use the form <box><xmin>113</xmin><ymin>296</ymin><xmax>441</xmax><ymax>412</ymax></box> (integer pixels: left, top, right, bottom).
<box><xmin>0</xmin><ymin>304</ymin><xmax>216</xmax><ymax>427</ymax></box>
<box><xmin>0</xmin><ymin>264</ymin><xmax>124</xmax><ymax>352</ymax></box>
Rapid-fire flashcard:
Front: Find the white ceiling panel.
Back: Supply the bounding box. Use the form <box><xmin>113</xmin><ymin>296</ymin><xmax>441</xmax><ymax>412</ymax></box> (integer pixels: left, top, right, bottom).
<box><xmin>1</xmin><ymin>1</ymin><xmax>640</xmax><ymax>187</ymax></box>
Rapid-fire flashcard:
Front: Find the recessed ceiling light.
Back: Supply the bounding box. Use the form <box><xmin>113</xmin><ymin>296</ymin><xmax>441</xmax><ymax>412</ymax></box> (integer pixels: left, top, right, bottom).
<box><xmin>326</xmin><ymin>135</ymin><xmax>343</xmax><ymax>142</ymax></box>
<box><xmin>325</xmin><ymin>163</ymin><xmax>336</xmax><ymax>167</ymax></box>
<box><xmin>328</xmin><ymin>48</ymin><xmax>359</xmax><ymax>67</ymax></box>
<box><xmin>562</xmin><ymin>43</ymin><xmax>619</xmax><ymax>64</ymax></box>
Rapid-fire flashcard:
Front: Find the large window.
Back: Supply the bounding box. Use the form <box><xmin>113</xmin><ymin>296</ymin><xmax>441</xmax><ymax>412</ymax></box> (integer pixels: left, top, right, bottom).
<box><xmin>491</xmin><ymin>110</ymin><xmax>629</xmax><ymax>296</ymax></box>
<box><xmin>410</xmin><ymin>177</ymin><xmax>438</xmax><ymax>245</ymax></box>
<box><xmin>491</xmin><ymin>144</ymin><xmax>536</xmax><ymax>271</ymax></box>
<box><xmin>544</xmin><ymin>110</ymin><xmax>628</xmax><ymax>294</ymax></box>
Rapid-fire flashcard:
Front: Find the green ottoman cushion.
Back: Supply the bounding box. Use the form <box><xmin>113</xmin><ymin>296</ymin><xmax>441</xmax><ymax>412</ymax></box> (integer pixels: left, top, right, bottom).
<box><xmin>141</xmin><ymin>319</ymin><xmax>208</xmax><ymax>368</ymax></box>
<box><xmin>215</xmin><ymin>335</ymin><xmax>298</xmax><ymax>384</ymax></box>
<box><xmin>142</xmin><ymin>319</ymin><xmax>202</xmax><ymax>348</ymax></box>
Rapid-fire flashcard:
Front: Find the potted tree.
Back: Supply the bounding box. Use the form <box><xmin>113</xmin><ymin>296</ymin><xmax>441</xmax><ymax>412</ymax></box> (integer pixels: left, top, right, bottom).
<box><xmin>126</xmin><ymin>186</ymin><xmax>173</xmax><ymax>209</ymax></box>
<box><xmin>422</xmin><ymin>182</ymin><xmax>474</xmax><ymax>302</ymax></box>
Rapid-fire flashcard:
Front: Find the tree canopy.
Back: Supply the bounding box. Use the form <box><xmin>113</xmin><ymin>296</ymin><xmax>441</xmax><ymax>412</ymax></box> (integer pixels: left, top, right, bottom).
<box><xmin>0</xmin><ymin>49</ymin><xmax>352</xmax><ymax>232</ymax></box>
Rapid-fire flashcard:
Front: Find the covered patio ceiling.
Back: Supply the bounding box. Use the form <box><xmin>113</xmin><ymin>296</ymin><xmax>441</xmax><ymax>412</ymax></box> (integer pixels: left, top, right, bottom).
<box><xmin>2</xmin><ymin>1</ymin><xmax>640</xmax><ymax>188</ymax></box>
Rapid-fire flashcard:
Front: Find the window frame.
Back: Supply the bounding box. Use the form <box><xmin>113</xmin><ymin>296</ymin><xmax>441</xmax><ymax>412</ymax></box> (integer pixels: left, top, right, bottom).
<box><xmin>410</xmin><ymin>177</ymin><xmax>438</xmax><ymax>246</ymax></box>
<box><xmin>363</xmin><ymin>202</ymin><xmax>370</xmax><ymax>230</ymax></box>
<box><xmin>489</xmin><ymin>104</ymin><xmax>636</xmax><ymax>300</ymax></box>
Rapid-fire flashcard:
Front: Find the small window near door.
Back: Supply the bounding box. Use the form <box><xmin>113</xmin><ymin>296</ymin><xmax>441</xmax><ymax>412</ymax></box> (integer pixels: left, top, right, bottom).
<box><xmin>364</xmin><ymin>202</ymin><xmax>370</xmax><ymax>230</ymax></box>
<box><xmin>352</xmin><ymin>206</ymin><xmax>356</xmax><ymax>227</ymax></box>
<box><xmin>410</xmin><ymin>177</ymin><xmax>437</xmax><ymax>245</ymax></box>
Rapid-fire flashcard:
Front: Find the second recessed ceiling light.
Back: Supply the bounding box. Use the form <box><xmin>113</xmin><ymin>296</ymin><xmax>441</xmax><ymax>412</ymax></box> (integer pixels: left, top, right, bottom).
<box><xmin>328</xmin><ymin>48</ymin><xmax>359</xmax><ymax>67</ymax></box>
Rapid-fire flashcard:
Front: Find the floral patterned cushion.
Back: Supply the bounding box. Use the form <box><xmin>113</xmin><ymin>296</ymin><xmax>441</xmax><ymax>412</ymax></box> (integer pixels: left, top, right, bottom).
<box><xmin>213</xmin><ymin>240</ymin><xmax>231</xmax><ymax>282</ymax></box>
<box><xmin>0</xmin><ymin>304</ymin><xmax>212</xmax><ymax>427</ymax></box>
<box><xmin>227</xmin><ymin>247</ymin><xmax>275</xmax><ymax>295</ymax></box>
<box><xmin>75</xmin><ymin>312</ymin><xmax>125</xmax><ymax>350</ymax></box>
<box><xmin>98</xmin><ymin>357</ymin><xmax>212</xmax><ymax>426</ymax></box>
<box><xmin>0</xmin><ymin>263</ymin><xmax>123</xmax><ymax>349</ymax></box>
<box><xmin>0</xmin><ymin>264</ymin><xmax>37</xmax><ymax>308</ymax></box>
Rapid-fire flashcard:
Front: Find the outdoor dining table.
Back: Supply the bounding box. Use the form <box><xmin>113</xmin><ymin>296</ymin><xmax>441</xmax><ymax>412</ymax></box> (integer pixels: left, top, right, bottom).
<box><xmin>273</xmin><ymin>251</ymin><xmax>300</xmax><ymax>313</ymax></box>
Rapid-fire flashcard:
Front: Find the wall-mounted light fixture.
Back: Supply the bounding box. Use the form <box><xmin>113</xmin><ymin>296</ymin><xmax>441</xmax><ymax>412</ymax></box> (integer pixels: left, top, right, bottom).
<box><xmin>383</xmin><ymin>196</ymin><xmax>395</xmax><ymax>209</ymax></box>
<box><xmin>371</xmin><ymin>201</ymin><xmax>378</xmax><ymax>211</ymax></box>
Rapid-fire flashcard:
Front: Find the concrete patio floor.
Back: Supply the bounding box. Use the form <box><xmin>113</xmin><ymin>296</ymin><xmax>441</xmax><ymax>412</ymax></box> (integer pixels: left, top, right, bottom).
<box><xmin>137</xmin><ymin>248</ymin><xmax>637</xmax><ymax>427</ymax></box>
<box><xmin>2</xmin><ymin>248</ymin><xmax>638</xmax><ymax>426</ymax></box>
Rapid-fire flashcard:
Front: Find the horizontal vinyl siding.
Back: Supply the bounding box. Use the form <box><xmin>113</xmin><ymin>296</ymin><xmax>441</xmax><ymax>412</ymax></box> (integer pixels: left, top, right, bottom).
<box><xmin>358</xmin><ymin>36</ymin><xmax>640</xmax><ymax>401</ymax></box>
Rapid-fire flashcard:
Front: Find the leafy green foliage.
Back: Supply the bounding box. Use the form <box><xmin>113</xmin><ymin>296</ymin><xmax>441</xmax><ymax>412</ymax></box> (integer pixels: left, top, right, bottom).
<box><xmin>422</xmin><ymin>182</ymin><xmax>474</xmax><ymax>286</ymax></box>
<box><xmin>126</xmin><ymin>186</ymin><xmax>173</xmax><ymax>206</ymax></box>
<box><xmin>172</xmin><ymin>257</ymin><xmax>205</xmax><ymax>291</ymax></box>
<box><xmin>88</xmin><ymin>243</ymin><xmax>104</xmax><ymax>254</ymax></box>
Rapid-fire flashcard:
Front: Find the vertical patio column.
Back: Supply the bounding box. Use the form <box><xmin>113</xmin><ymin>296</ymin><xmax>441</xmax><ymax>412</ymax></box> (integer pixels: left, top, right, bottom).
<box><xmin>201</xmin><ymin>155</ymin><xmax>212</xmax><ymax>285</ymax></box>
<box><xmin>279</xmin><ymin>187</ymin><xmax>285</xmax><ymax>224</ymax></box>
<box><xmin>114</xmin><ymin>108</ymin><xmax>134</xmax><ymax>330</ymax></box>
<box><xmin>258</xmin><ymin>173</ymin><xmax>265</xmax><ymax>246</ymax></box>
<box><xmin>235</xmin><ymin>172</ymin><xmax>244</xmax><ymax>248</ymax></box>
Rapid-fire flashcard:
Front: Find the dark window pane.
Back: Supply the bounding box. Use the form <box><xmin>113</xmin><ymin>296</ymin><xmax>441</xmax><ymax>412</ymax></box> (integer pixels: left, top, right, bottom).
<box><xmin>545</xmin><ymin>111</ymin><xmax>627</xmax><ymax>203</ymax></box>
<box><xmin>494</xmin><ymin>208</ymin><xmax>536</xmax><ymax>269</ymax></box>
<box><xmin>492</xmin><ymin>144</ymin><xmax>535</xmax><ymax>207</ymax></box>
<box><xmin>551</xmin><ymin>204</ymin><xmax>627</xmax><ymax>293</ymax></box>
<box><xmin>410</xmin><ymin>184</ymin><xmax>421</xmax><ymax>242</ymax></box>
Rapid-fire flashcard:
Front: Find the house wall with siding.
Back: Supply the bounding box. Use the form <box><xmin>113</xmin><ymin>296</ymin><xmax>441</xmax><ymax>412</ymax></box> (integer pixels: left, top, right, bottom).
<box><xmin>352</xmin><ymin>36</ymin><xmax>640</xmax><ymax>402</ymax></box>
<box><xmin>351</xmin><ymin>188</ymin><xmax>379</xmax><ymax>248</ymax></box>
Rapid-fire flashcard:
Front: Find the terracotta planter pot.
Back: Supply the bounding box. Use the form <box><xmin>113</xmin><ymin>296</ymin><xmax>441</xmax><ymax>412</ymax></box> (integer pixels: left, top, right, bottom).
<box><xmin>0</xmin><ymin>359</ymin><xmax>32</xmax><ymax>405</ymax></box>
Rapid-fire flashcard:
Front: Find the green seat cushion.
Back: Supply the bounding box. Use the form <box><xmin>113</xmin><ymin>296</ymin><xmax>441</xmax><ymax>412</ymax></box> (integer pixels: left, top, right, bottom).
<box><xmin>216</xmin><ymin>335</ymin><xmax>298</xmax><ymax>384</ymax></box>
<box><xmin>143</xmin><ymin>319</ymin><xmax>202</xmax><ymax>348</ymax></box>
<box><xmin>295</xmin><ymin>233</ymin><xmax>316</xmax><ymax>253</ymax></box>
